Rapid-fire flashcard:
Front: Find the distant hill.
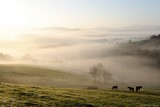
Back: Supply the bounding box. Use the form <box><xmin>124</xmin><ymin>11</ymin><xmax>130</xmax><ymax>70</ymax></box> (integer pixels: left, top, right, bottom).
<box><xmin>150</xmin><ymin>34</ymin><xmax>160</xmax><ymax>40</ymax></box>
<box><xmin>0</xmin><ymin>64</ymin><xmax>90</xmax><ymax>87</ymax></box>
<box><xmin>113</xmin><ymin>34</ymin><xmax>160</xmax><ymax>67</ymax></box>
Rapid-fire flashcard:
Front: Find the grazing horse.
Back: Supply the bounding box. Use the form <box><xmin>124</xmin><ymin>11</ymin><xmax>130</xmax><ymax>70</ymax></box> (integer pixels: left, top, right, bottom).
<box><xmin>112</xmin><ymin>86</ymin><xmax>118</xmax><ymax>90</ymax></box>
<box><xmin>136</xmin><ymin>86</ymin><xmax>142</xmax><ymax>92</ymax></box>
<box><xmin>128</xmin><ymin>87</ymin><xmax>134</xmax><ymax>92</ymax></box>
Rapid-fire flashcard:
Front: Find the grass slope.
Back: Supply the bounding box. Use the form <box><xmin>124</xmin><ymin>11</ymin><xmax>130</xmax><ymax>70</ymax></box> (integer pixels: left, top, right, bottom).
<box><xmin>0</xmin><ymin>83</ymin><xmax>159</xmax><ymax>107</ymax></box>
<box><xmin>0</xmin><ymin>64</ymin><xmax>90</xmax><ymax>87</ymax></box>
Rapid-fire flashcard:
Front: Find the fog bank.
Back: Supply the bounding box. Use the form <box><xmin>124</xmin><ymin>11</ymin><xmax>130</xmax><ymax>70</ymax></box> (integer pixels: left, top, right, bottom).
<box><xmin>0</xmin><ymin>26</ymin><xmax>160</xmax><ymax>88</ymax></box>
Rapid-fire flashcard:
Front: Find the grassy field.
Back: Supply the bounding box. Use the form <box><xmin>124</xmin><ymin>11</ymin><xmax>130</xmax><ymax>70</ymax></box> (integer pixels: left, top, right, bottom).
<box><xmin>0</xmin><ymin>64</ymin><xmax>160</xmax><ymax>107</ymax></box>
<box><xmin>0</xmin><ymin>64</ymin><xmax>90</xmax><ymax>87</ymax></box>
<box><xmin>0</xmin><ymin>83</ymin><xmax>159</xmax><ymax>107</ymax></box>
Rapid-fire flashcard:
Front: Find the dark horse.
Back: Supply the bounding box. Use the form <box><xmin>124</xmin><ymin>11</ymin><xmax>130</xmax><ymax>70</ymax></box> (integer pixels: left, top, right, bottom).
<box><xmin>128</xmin><ymin>87</ymin><xmax>134</xmax><ymax>92</ymax></box>
<box><xmin>136</xmin><ymin>86</ymin><xmax>142</xmax><ymax>92</ymax></box>
<box><xmin>112</xmin><ymin>86</ymin><xmax>118</xmax><ymax>90</ymax></box>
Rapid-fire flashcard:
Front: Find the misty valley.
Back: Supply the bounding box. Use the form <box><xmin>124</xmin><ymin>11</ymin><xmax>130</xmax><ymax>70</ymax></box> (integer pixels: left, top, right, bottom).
<box><xmin>0</xmin><ymin>0</ymin><xmax>160</xmax><ymax>106</ymax></box>
<box><xmin>0</xmin><ymin>32</ymin><xmax>160</xmax><ymax>89</ymax></box>
<box><xmin>0</xmin><ymin>28</ymin><xmax>160</xmax><ymax>107</ymax></box>
<box><xmin>0</xmin><ymin>32</ymin><xmax>160</xmax><ymax>107</ymax></box>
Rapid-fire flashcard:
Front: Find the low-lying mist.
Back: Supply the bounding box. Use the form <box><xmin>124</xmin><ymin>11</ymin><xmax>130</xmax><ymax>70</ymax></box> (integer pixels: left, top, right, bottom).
<box><xmin>0</xmin><ymin>26</ymin><xmax>160</xmax><ymax>88</ymax></box>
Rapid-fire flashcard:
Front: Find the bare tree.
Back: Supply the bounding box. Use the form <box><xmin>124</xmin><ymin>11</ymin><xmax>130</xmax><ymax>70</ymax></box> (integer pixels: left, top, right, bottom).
<box><xmin>89</xmin><ymin>63</ymin><xmax>111</xmax><ymax>83</ymax></box>
<box><xmin>102</xmin><ymin>68</ymin><xmax>111</xmax><ymax>83</ymax></box>
<box><xmin>97</xmin><ymin>63</ymin><xmax>103</xmax><ymax>82</ymax></box>
<box><xmin>89</xmin><ymin>64</ymin><xmax>98</xmax><ymax>82</ymax></box>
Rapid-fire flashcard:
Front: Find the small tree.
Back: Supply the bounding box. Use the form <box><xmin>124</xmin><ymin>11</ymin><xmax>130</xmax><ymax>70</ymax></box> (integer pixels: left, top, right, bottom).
<box><xmin>102</xmin><ymin>68</ymin><xmax>111</xmax><ymax>83</ymax></box>
<box><xmin>89</xmin><ymin>64</ymin><xmax>98</xmax><ymax>82</ymax></box>
<box><xmin>97</xmin><ymin>63</ymin><xmax>103</xmax><ymax>82</ymax></box>
<box><xmin>89</xmin><ymin>63</ymin><xmax>111</xmax><ymax>83</ymax></box>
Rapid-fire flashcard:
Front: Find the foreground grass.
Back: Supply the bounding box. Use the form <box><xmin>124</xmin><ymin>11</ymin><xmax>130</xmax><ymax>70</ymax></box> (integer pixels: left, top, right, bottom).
<box><xmin>0</xmin><ymin>84</ymin><xmax>159</xmax><ymax>107</ymax></box>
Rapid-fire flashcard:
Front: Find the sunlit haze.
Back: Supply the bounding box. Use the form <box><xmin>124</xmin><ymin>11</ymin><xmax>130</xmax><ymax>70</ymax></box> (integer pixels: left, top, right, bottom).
<box><xmin>0</xmin><ymin>0</ymin><xmax>160</xmax><ymax>88</ymax></box>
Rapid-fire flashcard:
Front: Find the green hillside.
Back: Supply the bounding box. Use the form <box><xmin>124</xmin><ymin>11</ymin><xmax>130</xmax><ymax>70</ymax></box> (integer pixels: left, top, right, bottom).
<box><xmin>0</xmin><ymin>83</ymin><xmax>159</xmax><ymax>107</ymax></box>
<box><xmin>0</xmin><ymin>64</ymin><xmax>90</xmax><ymax>87</ymax></box>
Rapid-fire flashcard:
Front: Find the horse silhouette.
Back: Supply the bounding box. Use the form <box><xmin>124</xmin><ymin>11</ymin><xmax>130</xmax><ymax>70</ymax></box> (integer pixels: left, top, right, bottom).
<box><xmin>128</xmin><ymin>87</ymin><xmax>134</xmax><ymax>92</ymax></box>
<box><xmin>112</xmin><ymin>86</ymin><xmax>118</xmax><ymax>90</ymax></box>
<box><xmin>136</xmin><ymin>86</ymin><xmax>142</xmax><ymax>92</ymax></box>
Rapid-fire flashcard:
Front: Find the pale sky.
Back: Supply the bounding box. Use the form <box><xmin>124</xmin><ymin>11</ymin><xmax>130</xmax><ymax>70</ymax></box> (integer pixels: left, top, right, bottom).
<box><xmin>0</xmin><ymin>0</ymin><xmax>160</xmax><ymax>29</ymax></box>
